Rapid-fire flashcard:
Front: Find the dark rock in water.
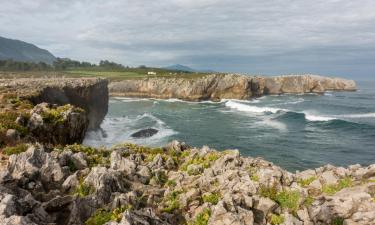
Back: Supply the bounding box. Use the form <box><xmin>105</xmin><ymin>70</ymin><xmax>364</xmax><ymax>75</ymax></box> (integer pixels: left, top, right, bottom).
<box><xmin>131</xmin><ymin>128</ymin><xmax>158</xmax><ymax>138</ymax></box>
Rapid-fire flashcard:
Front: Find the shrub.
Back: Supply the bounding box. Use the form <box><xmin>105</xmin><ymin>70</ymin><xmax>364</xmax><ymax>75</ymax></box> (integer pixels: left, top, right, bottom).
<box><xmin>85</xmin><ymin>209</ymin><xmax>112</xmax><ymax>225</ymax></box>
<box><xmin>165</xmin><ymin>179</ymin><xmax>177</xmax><ymax>188</ymax></box>
<box><xmin>270</xmin><ymin>214</ymin><xmax>285</xmax><ymax>225</ymax></box>
<box><xmin>191</xmin><ymin>208</ymin><xmax>211</xmax><ymax>225</ymax></box>
<box><xmin>259</xmin><ymin>184</ymin><xmax>278</xmax><ymax>200</ymax></box>
<box><xmin>2</xmin><ymin>143</ymin><xmax>28</xmax><ymax>155</ymax></box>
<box><xmin>162</xmin><ymin>191</ymin><xmax>181</xmax><ymax>213</ymax></box>
<box><xmin>0</xmin><ymin>112</ymin><xmax>29</xmax><ymax>136</ymax></box>
<box><xmin>297</xmin><ymin>176</ymin><xmax>316</xmax><ymax>187</ymax></box>
<box><xmin>73</xmin><ymin>179</ymin><xmax>94</xmax><ymax>198</ymax></box>
<box><xmin>202</xmin><ymin>192</ymin><xmax>220</xmax><ymax>205</ymax></box>
<box><xmin>180</xmin><ymin>152</ymin><xmax>221</xmax><ymax>171</ymax></box>
<box><xmin>331</xmin><ymin>217</ymin><xmax>344</xmax><ymax>225</ymax></box>
<box><xmin>275</xmin><ymin>190</ymin><xmax>301</xmax><ymax>213</ymax></box>
<box><xmin>322</xmin><ymin>177</ymin><xmax>353</xmax><ymax>195</ymax></box>
<box><xmin>304</xmin><ymin>195</ymin><xmax>315</xmax><ymax>207</ymax></box>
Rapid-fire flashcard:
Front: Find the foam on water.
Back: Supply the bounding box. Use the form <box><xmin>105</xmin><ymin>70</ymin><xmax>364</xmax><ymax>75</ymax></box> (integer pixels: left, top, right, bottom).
<box><xmin>225</xmin><ymin>100</ymin><xmax>284</xmax><ymax>114</ymax></box>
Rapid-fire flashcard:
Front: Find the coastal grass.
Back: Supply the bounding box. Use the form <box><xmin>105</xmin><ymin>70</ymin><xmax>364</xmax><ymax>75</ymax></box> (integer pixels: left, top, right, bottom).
<box><xmin>191</xmin><ymin>208</ymin><xmax>211</xmax><ymax>225</ymax></box>
<box><xmin>270</xmin><ymin>214</ymin><xmax>285</xmax><ymax>225</ymax></box>
<box><xmin>322</xmin><ymin>177</ymin><xmax>353</xmax><ymax>195</ymax></box>
<box><xmin>73</xmin><ymin>179</ymin><xmax>95</xmax><ymax>198</ymax></box>
<box><xmin>259</xmin><ymin>184</ymin><xmax>301</xmax><ymax>213</ymax></box>
<box><xmin>2</xmin><ymin>143</ymin><xmax>28</xmax><ymax>155</ymax></box>
<box><xmin>202</xmin><ymin>192</ymin><xmax>220</xmax><ymax>205</ymax></box>
<box><xmin>297</xmin><ymin>176</ymin><xmax>316</xmax><ymax>187</ymax></box>
<box><xmin>162</xmin><ymin>190</ymin><xmax>182</xmax><ymax>213</ymax></box>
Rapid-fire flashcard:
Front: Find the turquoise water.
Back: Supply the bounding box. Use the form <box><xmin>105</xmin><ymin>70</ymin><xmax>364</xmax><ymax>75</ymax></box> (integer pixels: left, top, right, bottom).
<box><xmin>84</xmin><ymin>81</ymin><xmax>375</xmax><ymax>171</ymax></box>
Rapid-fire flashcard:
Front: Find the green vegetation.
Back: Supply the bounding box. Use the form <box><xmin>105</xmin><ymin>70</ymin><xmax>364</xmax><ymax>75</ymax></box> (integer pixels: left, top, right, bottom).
<box><xmin>0</xmin><ymin>111</ymin><xmax>29</xmax><ymax>136</ymax></box>
<box><xmin>297</xmin><ymin>176</ymin><xmax>316</xmax><ymax>187</ymax></box>
<box><xmin>259</xmin><ymin>184</ymin><xmax>278</xmax><ymax>200</ymax></box>
<box><xmin>162</xmin><ymin>191</ymin><xmax>182</xmax><ymax>213</ymax></box>
<box><xmin>331</xmin><ymin>217</ymin><xmax>344</xmax><ymax>225</ymax></box>
<box><xmin>275</xmin><ymin>190</ymin><xmax>301</xmax><ymax>213</ymax></box>
<box><xmin>64</xmin><ymin>144</ymin><xmax>110</xmax><ymax>167</ymax></box>
<box><xmin>304</xmin><ymin>195</ymin><xmax>315</xmax><ymax>207</ymax></box>
<box><xmin>2</xmin><ymin>143</ymin><xmax>28</xmax><ymax>155</ymax></box>
<box><xmin>191</xmin><ymin>208</ymin><xmax>211</xmax><ymax>225</ymax></box>
<box><xmin>73</xmin><ymin>179</ymin><xmax>94</xmax><ymax>198</ymax></box>
<box><xmin>202</xmin><ymin>192</ymin><xmax>220</xmax><ymax>205</ymax></box>
<box><xmin>150</xmin><ymin>170</ymin><xmax>168</xmax><ymax>185</ymax></box>
<box><xmin>180</xmin><ymin>152</ymin><xmax>221</xmax><ymax>171</ymax></box>
<box><xmin>322</xmin><ymin>177</ymin><xmax>353</xmax><ymax>195</ymax></box>
<box><xmin>259</xmin><ymin>184</ymin><xmax>301</xmax><ymax>213</ymax></box>
<box><xmin>165</xmin><ymin>179</ymin><xmax>177</xmax><ymax>188</ymax></box>
<box><xmin>42</xmin><ymin>104</ymin><xmax>83</xmax><ymax>125</ymax></box>
<box><xmin>270</xmin><ymin>214</ymin><xmax>285</xmax><ymax>225</ymax></box>
<box><xmin>85</xmin><ymin>209</ymin><xmax>112</xmax><ymax>225</ymax></box>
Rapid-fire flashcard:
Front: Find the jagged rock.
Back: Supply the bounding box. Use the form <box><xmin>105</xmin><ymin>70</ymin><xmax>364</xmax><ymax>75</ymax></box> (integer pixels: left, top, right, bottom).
<box><xmin>131</xmin><ymin>128</ymin><xmax>158</xmax><ymax>138</ymax></box>
<box><xmin>187</xmin><ymin>164</ymin><xmax>203</xmax><ymax>176</ymax></box>
<box><xmin>71</xmin><ymin>152</ymin><xmax>88</xmax><ymax>170</ymax></box>
<box><xmin>27</xmin><ymin>103</ymin><xmax>88</xmax><ymax>145</ymax></box>
<box><xmin>43</xmin><ymin>195</ymin><xmax>73</xmax><ymax>212</ymax></box>
<box><xmin>110</xmin><ymin>208</ymin><xmax>168</xmax><ymax>225</ymax></box>
<box><xmin>164</xmin><ymin>140</ymin><xmax>189</xmax><ymax>152</ymax></box>
<box><xmin>5</xmin><ymin>129</ymin><xmax>20</xmax><ymax>141</ymax></box>
<box><xmin>209</xmin><ymin>201</ymin><xmax>254</xmax><ymax>225</ymax></box>
<box><xmin>111</xmin><ymin>151</ymin><xmax>137</xmax><ymax>175</ymax></box>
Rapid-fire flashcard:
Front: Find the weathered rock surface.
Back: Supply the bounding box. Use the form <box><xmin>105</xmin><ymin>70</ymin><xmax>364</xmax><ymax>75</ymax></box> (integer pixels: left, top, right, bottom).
<box><xmin>0</xmin><ymin>78</ymin><xmax>108</xmax><ymax>130</ymax></box>
<box><xmin>109</xmin><ymin>74</ymin><xmax>356</xmax><ymax>101</ymax></box>
<box><xmin>131</xmin><ymin>128</ymin><xmax>159</xmax><ymax>138</ymax></box>
<box><xmin>0</xmin><ymin>141</ymin><xmax>373</xmax><ymax>225</ymax></box>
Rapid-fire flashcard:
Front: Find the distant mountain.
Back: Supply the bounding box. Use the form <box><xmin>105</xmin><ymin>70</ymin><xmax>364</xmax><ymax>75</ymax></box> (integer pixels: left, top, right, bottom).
<box><xmin>164</xmin><ymin>64</ymin><xmax>215</xmax><ymax>73</ymax></box>
<box><xmin>0</xmin><ymin>36</ymin><xmax>56</xmax><ymax>64</ymax></box>
<box><xmin>164</xmin><ymin>64</ymin><xmax>196</xmax><ymax>72</ymax></box>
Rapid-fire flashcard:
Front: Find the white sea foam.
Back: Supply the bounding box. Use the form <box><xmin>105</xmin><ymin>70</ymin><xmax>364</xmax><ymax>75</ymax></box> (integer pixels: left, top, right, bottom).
<box><xmin>304</xmin><ymin>113</ymin><xmax>337</xmax><ymax>122</ymax></box>
<box><xmin>225</xmin><ymin>100</ymin><xmax>284</xmax><ymax>114</ymax></box>
<box><xmin>256</xmin><ymin>118</ymin><xmax>288</xmax><ymax>131</ymax></box>
<box><xmin>339</xmin><ymin>113</ymin><xmax>375</xmax><ymax>118</ymax></box>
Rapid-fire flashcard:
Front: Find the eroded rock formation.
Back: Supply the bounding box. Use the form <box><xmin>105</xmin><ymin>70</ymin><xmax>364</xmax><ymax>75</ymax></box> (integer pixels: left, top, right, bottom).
<box><xmin>0</xmin><ymin>141</ymin><xmax>374</xmax><ymax>225</ymax></box>
<box><xmin>109</xmin><ymin>74</ymin><xmax>356</xmax><ymax>101</ymax></box>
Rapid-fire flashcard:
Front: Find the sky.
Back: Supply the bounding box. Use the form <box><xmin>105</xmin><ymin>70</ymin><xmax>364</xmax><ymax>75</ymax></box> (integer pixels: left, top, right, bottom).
<box><xmin>1</xmin><ymin>0</ymin><xmax>375</xmax><ymax>79</ymax></box>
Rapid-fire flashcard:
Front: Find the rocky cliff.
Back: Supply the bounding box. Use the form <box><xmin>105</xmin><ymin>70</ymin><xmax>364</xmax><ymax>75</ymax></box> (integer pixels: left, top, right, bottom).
<box><xmin>109</xmin><ymin>74</ymin><xmax>356</xmax><ymax>101</ymax></box>
<box><xmin>0</xmin><ymin>78</ymin><xmax>108</xmax><ymax>146</ymax></box>
<box><xmin>0</xmin><ymin>141</ymin><xmax>373</xmax><ymax>225</ymax></box>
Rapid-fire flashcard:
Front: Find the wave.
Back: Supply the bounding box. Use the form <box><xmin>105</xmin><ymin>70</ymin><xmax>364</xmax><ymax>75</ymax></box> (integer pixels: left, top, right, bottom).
<box><xmin>339</xmin><ymin>113</ymin><xmax>375</xmax><ymax>119</ymax></box>
<box><xmin>225</xmin><ymin>100</ymin><xmax>285</xmax><ymax>114</ymax></box>
<box><xmin>304</xmin><ymin>113</ymin><xmax>337</xmax><ymax>122</ymax></box>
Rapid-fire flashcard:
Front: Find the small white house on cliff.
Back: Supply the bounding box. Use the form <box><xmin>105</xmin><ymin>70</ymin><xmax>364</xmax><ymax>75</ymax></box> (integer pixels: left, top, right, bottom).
<box><xmin>147</xmin><ymin>71</ymin><xmax>156</xmax><ymax>75</ymax></box>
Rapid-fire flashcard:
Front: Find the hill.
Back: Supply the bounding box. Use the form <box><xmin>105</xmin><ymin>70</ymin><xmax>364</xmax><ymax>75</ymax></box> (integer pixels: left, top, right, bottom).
<box><xmin>0</xmin><ymin>36</ymin><xmax>56</xmax><ymax>64</ymax></box>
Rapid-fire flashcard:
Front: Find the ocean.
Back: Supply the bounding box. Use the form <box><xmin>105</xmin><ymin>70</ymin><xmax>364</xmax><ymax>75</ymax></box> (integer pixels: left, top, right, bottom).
<box><xmin>84</xmin><ymin>80</ymin><xmax>375</xmax><ymax>172</ymax></box>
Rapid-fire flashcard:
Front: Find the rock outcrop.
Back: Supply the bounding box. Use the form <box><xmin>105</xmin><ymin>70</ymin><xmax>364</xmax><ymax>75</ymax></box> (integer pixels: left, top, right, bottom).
<box><xmin>0</xmin><ymin>78</ymin><xmax>108</xmax><ymax>130</ymax></box>
<box><xmin>109</xmin><ymin>74</ymin><xmax>356</xmax><ymax>101</ymax></box>
<box><xmin>0</xmin><ymin>141</ymin><xmax>373</xmax><ymax>225</ymax></box>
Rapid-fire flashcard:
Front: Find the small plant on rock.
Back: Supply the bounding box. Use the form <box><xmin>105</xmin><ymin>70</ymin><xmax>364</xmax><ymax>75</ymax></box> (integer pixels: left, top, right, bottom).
<box><xmin>85</xmin><ymin>209</ymin><xmax>112</xmax><ymax>225</ymax></box>
<box><xmin>162</xmin><ymin>191</ymin><xmax>182</xmax><ymax>213</ymax></box>
<box><xmin>202</xmin><ymin>192</ymin><xmax>220</xmax><ymax>205</ymax></box>
<box><xmin>270</xmin><ymin>214</ymin><xmax>285</xmax><ymax>225</ymax></box>
<box><xmin>297</xmin><ymin>176</ymin><xmax>316</xmax><ymax>187</ymax></box>
<box><xmin>73</xmin><ymin>179</ymin><xmax>94</xmax><ymax>198</ymax></box>
<box><xmin>191</xmin><ymin>208</ymin><xmax>211</xmax><ymax>225</ymax></box>
<box><xmin>275</xmin><ymin>190</ymin><xmax>301</xmax><ymax>213</ymax></box>
<box><xmin>322</xmin><ymin>177</ymin><xmax>353</xmax><ymax>195</ymax></box>
<box><xmin>331</xmin><ymin>217</ymin><xmax>344</xmax><ymax>225</ymax></box>
<box><xmin>2</xmin><ymin>143</ymin><xmax>28</xmax><ymax>156</ymax></box>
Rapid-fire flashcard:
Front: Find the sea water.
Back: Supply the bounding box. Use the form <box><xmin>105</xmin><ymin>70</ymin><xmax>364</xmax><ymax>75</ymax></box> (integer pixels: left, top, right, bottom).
<box><xmin>84</xmin><ymin>81</ymin><xmax>375</xmax><ymax>171</ymax></box>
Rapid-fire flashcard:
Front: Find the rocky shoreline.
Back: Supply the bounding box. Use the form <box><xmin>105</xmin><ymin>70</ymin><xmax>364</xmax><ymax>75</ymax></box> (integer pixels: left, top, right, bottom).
<box><xmin>109</xmin><ymin>74</ymin><xmax>356</xmax><ymax>101</ymax></box>
<box><xmin>0</xmin><ymin>141</ymin><xmax>374</xmax><ymax>225</ymax></box>
<box><xmin>1</xmin><ymin>76</ymin><xmax>374</xmax><ymax>225</ymax></box>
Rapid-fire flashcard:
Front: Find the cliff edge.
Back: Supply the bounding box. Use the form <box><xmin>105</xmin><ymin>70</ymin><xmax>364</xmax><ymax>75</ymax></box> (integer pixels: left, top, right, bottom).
<box><xmin>109</xmin><ymin>74</ymin><xmax>356</xmax><ymax>101</ymax></box>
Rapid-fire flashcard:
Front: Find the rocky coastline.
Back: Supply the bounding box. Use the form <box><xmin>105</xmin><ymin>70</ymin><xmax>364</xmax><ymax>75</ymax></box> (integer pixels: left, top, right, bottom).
<box><xmin>1</xmin><ymin>76</ymin><xmax>374</xmax><ymax>225</ymax></box>
<box><xmin>109</xmin><ymin>74</ymin><xmax>356</xmax><ymax>101</ymax></box>
<box><xmin>0</xmin><ymin>142</ymin><xmax>374</xmax><ymax>225</ymax></box>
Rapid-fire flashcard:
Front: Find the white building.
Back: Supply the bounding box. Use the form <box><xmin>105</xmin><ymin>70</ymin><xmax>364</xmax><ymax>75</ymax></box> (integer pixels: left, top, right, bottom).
<box><xmin>147</xmin><ymin>71</ymin><xmax>157</xmax><ymax>75</ymax></box>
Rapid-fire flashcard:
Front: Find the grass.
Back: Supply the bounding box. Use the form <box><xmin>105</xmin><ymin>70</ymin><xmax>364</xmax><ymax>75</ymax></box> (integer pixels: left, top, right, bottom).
<box><xmin>191</xmin><ymin>208</ymin><xmax>211</xmax><ymax>225</ymax></box>
<box><xmin>85</xmin><ymin>209</ymin><xmax>112</xmax><ymax>225</ymax></box>
<box><xmin>270</xmin><ymin>214</ymin><xmax>285</xmax><ymax>225</ymax></box>
<box><xmin>322</xmin><ymin>177</ymin><xmax>353</xmax><ymax>195</ymax></box>
<box><xmin>275</xmin><ymin>190</ymin><xmax>301</xmax><ymax>213</ymax></box>
<box><xmin>180</xmin><ymin>152</ymin><xmax>221</xmax><ymax>171</ymax></box>
<box><xmin>202</xmin><ymin>192</ymin><xmax>220</xmax><ymax>205</ymax></box>
<box><xmin>64</xmin><ymin>144</ymin><xmax>110</xmax><ymax>167</ymax></box>
<box><xmin>331</xmin><ymin>217</ymin><xmax>344</xmax><ymax>225</ymax></box>
<box><xmin>0</xmin><ymin>111</ymin><xmax>29</xmax><ymax>136</ymax></box>
<box><xmin>297</xmin><ymin>176</ymin><xmax>316</xmax><ymax>187</ymax></box>
<box><xmin>2</xmin><ymin>143</ymin><xmax>28</xmax><ymax>155</ymax></box>
<box><xmin>73</xmin><ymin>179</ymin><xmax>94</xmax><ymax>198</ymax></box>
<box><xmin>165</xmin><ymin>179</ymin><xmax>177</xmax><ymax>188</ymax></box>
<box><xmin>304</xmin><ymin>195</ymin><xmax>315</xmax><ymax>207</ymax></box>
<box><xmin>259</xmin><ymin>184</ymin><xmax>301</xmax><ymax>213</ymax></box>
<box><xmin>162</xmin><ymin>191</ymin><xmax>182</xmax><ymax>213</ymax></box>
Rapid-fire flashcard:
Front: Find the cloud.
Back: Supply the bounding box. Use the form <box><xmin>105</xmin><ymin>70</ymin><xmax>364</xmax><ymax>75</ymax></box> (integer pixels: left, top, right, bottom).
<box><xmin>0</xmin><ymin>0</ymin><xmax>375</xmax><ymax>78</ymax></box>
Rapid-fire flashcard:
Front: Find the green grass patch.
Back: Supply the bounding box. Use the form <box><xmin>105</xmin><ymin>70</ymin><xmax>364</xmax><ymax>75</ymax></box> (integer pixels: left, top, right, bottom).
<box><xmin>322</xmin><ymin>177</ymin><xmax>353</xmax><ymax>195</ymax></box>
<box><xmin>64</xmin><ymin>144</ymin><xmax>110</xmax><ymax>167</ymax></box>
<box><xmin>2</xmin><ymin>143</ymin><xmax>28</xmax><ymax>155</ymax></box>
<box><xmin>202</xmin><ymin>192</ymin><xmax>220</xmax><ymax>205</ymax></box>
<box><xmin>73</xmin><ymin>179</ymin><xmax>94</xmax><ymax>198</ymax></box>
<box><xmin>162</xmin><ymin>191</ymin><xmax>182</xmax><ymax>213</ymax></box>
<box><xmin>331</xmin><ymin>217</ymin><xmax>344</xmax><ymax>225</ymax></box>
<box><xmin>270</xmin><ymin>214</ymin><xmax>285</xmax><ymax>225</ymax></box>
<box><xmin>191</xmin><ymin>208</ymin><xmax>211</xmax><ymax>225</ymax></box>
<box><xmin>0</xmin><ymin>111</ymin><xmax>29</xmax><ymax>136</ymax></box>
<box><xmin>275</xmin><ymin>190</ymin><xmax>301</xmax><ymax>213</ymax></box>
<box><xmin>180</xmin><ymin>152</ymin><xmax>221</xmax><ymax>171</ymax></box>
<box><xmin>297</xmin><ymin>176</ymin><xmax>316</xmax><ymax>187</ymax></box>
<box><xmin>85</xmin><ymin>209</ymin><xmax>112</xmax><ymax>225</ymax></box>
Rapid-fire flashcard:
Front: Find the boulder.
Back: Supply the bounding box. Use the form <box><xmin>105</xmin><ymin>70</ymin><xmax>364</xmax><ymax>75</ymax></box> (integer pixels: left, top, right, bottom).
<box><xmin>131</xmin><ymin>128</ymin><xmax>158</xmax><ymax>138</ymax></box>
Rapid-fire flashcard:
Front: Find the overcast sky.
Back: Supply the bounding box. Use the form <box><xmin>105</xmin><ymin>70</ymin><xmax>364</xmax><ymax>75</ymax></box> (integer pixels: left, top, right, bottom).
<box><xmin>1</xmin><ymin>0</ymin><xmax>374</xmax><ymax>79</ymax></box>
